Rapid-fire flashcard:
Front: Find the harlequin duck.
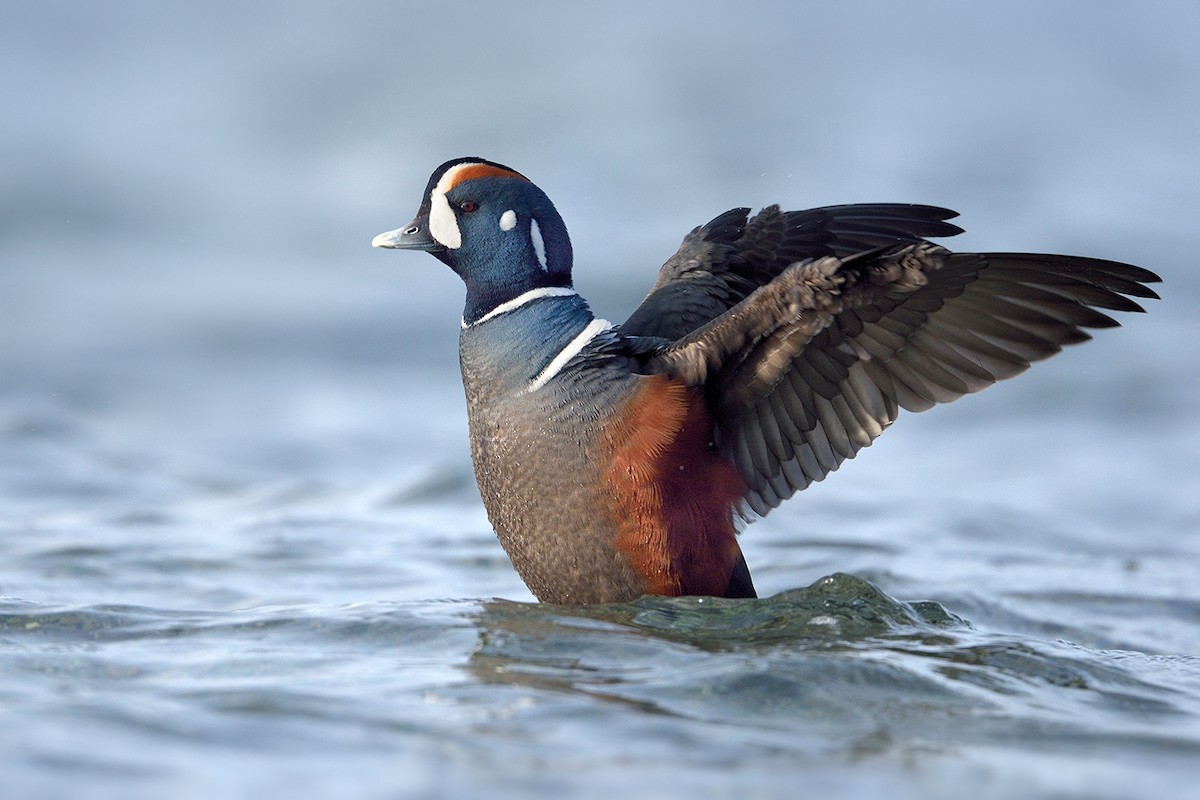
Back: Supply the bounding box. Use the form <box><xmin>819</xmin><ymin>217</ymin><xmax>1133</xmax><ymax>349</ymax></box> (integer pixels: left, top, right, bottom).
<box><xmin>373</xmin><ymin>157</ymin><xmax>1160</xmax><ymax>605</ymax></box>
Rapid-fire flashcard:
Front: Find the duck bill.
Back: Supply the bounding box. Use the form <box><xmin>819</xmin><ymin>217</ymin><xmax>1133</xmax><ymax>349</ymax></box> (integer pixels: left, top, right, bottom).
<box><xmin>371</xmin><ymin>215</ymin><xmax>444</xmax><ymax>251</ymax></box>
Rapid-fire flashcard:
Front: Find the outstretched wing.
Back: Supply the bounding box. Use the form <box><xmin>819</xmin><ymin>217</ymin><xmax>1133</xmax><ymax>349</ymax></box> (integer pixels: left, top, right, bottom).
<box><xmin>647</xmin><ymin>244</ymin><xmax>1161</xmax><ymax>516</ymax></box>
<box><xmin>620</xmin><ymin>204</ymin><xmax>965</xmax><ymax>340</ymax></box>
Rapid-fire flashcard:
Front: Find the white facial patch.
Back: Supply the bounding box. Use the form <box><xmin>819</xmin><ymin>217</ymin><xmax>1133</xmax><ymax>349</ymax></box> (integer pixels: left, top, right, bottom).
<box><xmin>499</xmin><ymin>209</ymin><xmax>517</xmax><ymax>231</ymax></box>
<box><xmin>530</xmin><ymin>218</ymin><xmax>548</xmax><ymax>272</ymax></box>
<box><xmin>428</xmin><ymin>191</ymin><xmax>461</xmax><ymax>249</ymax></box>
<box><xmin>428</xmin><ymin>162</ymin><xmax>480</xmax><ymax>250</ymax></box>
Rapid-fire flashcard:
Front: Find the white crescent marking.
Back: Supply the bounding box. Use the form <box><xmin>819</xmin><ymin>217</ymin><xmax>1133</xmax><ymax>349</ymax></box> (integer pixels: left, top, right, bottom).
<box><xmin>428</xmin><ymin>191</ymin><xmax>461</xmax><ymax>249</ymax></box>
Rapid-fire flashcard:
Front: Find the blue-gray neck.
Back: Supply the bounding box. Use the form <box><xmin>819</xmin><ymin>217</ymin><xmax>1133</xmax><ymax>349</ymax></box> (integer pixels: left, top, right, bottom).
<box><xmin>459</xmin><ymin>291</ymin><xmax>597</xmax><ymax>391</ymax></box>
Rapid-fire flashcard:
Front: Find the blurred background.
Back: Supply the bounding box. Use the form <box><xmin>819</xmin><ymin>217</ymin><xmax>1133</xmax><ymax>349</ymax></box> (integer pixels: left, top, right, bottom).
<box><xmin>1</xmin><ymin>3</ymin><xmax>1198</xmax><ymax>796</ymax></box>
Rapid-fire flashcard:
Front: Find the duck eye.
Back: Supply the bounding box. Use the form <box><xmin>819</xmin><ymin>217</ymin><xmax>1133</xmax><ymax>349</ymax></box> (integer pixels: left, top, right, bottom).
<box><xmin>459</xmin><ymin>200</ymin><xmax>478</xmax><ymax>213</ymax></box>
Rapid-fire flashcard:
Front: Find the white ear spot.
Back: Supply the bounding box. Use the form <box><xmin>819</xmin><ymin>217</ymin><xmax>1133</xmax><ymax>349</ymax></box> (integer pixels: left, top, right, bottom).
<box><xmin>530</xmin><ymin>218</ymin><xmax>548</xmax><ymax>272</ymax></box>
<box><xmin>429</xmin><ymin>191</ymin><xmax>461</xmax><ymax>249</ymax></box>
<box><xmin>499</xmin><ymin>209</ymin><xmax>517</xmax><ymax>232</ymax></box>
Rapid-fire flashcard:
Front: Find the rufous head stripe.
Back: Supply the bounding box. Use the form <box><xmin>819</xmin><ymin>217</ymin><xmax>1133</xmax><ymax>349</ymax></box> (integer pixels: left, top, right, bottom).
<box><xmin>436</xmin><ymin>162</ymin><xmax>527</xmax><ymax>195</ymax></box>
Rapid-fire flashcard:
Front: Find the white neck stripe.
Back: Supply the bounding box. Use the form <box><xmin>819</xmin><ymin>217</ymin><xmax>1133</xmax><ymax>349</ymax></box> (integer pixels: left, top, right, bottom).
<box><xmin>461</xmin><ymin>287</ymin><xmax>578</xmax><ymax>329</ymax></box>
<box><xmin>527</xmin><ymin>318</ymin><xmax>613</xmax><ymax>393</ymax></box>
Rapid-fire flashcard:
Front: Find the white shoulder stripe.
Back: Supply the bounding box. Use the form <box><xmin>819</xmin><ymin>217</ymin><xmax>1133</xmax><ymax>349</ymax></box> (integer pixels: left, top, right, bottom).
<box><xmin>462</xmin><ymin>287</ymin><xmax>578</xmax><ymax>329</ymax></box>
<box><xmin>527</xmin><ymin>318</ymin><xmax>613</xmax><ymax>393</ymax></box>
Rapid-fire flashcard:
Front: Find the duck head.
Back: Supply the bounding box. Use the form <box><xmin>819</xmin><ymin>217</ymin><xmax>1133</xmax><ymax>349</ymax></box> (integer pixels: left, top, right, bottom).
<box><xmin>373</xmin><ymin>157</ymin><xmax>574</xmax><ymax>324</ymax></box>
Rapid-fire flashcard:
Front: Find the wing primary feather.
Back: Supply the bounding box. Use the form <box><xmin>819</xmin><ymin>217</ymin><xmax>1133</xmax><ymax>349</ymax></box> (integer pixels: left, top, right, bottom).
<box><xmin>621</xmin><ymin>202</ymin><xmax>1158</xmax><ymax>520</ymax></box>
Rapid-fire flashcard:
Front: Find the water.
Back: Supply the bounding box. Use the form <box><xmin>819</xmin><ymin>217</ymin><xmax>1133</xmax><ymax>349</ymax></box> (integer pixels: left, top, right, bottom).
<box><xmin>3</xmin><ymin>2</ymin><xmax>1199</xmax><ymax>798</ymax></box>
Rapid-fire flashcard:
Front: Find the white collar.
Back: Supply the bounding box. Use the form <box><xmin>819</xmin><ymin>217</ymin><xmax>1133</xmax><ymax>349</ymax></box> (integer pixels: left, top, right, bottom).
<box><xmin>461</xmin><ymin>287</ymin><xmax>579</xmax><ymax>329</ymax></box>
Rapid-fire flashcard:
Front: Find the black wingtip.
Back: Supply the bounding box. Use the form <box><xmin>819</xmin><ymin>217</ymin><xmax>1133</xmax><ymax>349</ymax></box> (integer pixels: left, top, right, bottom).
<box><xmin>699</xmin><ymin>208</ymin><xmax>751</xmax><ymax>243</ymax></box>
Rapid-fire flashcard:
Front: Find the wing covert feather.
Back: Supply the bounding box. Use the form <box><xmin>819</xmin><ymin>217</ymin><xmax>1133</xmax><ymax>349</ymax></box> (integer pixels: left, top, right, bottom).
<box><xmin>643</xmin><ymin>245</ymin><xmax>1160</xmax><ymax>516</ymax></box>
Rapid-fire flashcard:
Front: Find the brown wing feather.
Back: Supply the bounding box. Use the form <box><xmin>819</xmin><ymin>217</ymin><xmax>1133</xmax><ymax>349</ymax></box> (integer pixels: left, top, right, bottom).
<box><xmin>648</xmin><ymin>245</ymin><xmax>1161</xmax><ymax>517</ymax></box>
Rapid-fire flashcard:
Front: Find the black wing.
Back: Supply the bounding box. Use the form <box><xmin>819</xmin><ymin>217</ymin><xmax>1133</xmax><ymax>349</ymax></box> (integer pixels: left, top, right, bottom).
<box><xmin>620</xmin><ymin>203</ymin><xmax>964</xmax><ymax>340</ymax></box>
